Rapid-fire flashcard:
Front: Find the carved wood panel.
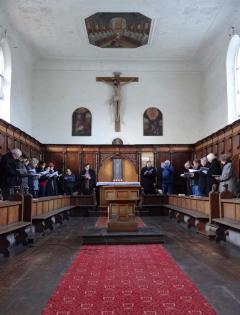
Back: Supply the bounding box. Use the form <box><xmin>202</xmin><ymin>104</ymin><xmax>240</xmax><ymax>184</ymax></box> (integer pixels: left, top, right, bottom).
<box><xmin>65</xmin><ymin>152</ymin><xmax>81</xmax><ymax>175</ymax></box>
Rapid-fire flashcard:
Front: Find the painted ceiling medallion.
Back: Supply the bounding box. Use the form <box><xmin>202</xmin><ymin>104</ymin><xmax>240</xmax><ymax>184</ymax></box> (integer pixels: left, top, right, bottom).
<box><xmin>85</xmin><ymin>12</ymin><xmax>151</xmax><ymax>48</ymax></box>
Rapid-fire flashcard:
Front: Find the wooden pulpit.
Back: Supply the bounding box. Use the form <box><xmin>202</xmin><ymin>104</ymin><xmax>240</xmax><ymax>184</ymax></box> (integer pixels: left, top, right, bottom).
<box><xmin>105</xmin><ymin>186</ymin><xmax>140</xmax><ymax>232</ymax></box>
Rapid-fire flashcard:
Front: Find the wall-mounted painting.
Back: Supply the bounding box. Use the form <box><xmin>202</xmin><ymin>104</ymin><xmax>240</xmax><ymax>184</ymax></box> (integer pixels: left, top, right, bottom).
<box><xmin>143</xmin><ymin>107</ymin><xmax>163</xmax><ymax>136</ymax></box>
<box><xmin>72</xmin><ymin>107</ymin><xmax>92</xmax><ymax>136</ymax></box>
<box><xmin>85</xmin><ymin>12</ymin><xmax>151</xmax><ymax>48</ymax></box>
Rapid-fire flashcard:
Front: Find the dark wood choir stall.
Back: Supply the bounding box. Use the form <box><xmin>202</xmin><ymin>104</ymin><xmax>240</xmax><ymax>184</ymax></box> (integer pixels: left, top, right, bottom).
<box><xmin>0</xmin><ymin>200</ymin><xmax>31</xmax><ymax>257</ymax></box>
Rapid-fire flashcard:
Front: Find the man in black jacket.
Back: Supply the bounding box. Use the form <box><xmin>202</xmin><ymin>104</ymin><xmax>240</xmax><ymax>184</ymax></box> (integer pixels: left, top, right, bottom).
<box><xmin>206</xmin><ymin>153</ymin><xmax>222</xmax><ymax>194</ymax></box>
<box><xmin>0</xmin><ymin>148</ymin><xmax>22</xmax><ymax>200</ymax></box>
<box><xmin>141</xmin><ymin>161</ymin><xmax>157</xmax><ymax>194</ymax></box>
<box><xmin>80</xmin><ymin>163</ymin><xmax>96</xmax><ymax>195</ymax></box>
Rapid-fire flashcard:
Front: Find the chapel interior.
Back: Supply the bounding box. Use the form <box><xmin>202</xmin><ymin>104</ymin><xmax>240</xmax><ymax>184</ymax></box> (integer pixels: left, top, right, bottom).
<box><xmin>1</xmin><ymin>1</ymin><xmax>240</xmax><ymax>315</ymax></box>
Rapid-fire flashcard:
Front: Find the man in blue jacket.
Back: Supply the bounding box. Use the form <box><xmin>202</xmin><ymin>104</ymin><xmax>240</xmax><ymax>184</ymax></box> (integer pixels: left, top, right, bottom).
<box><xmin>161</xmin><ymin>160</ymin><xmax>174</xmax><ymax>194</ymax></box>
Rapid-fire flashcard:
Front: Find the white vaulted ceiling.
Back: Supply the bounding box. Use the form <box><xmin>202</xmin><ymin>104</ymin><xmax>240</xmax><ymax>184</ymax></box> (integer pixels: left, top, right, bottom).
<box><xmin>0</xmin><ymin>0</ymin><xmax>239</xmax><ymax>62</ymax></box>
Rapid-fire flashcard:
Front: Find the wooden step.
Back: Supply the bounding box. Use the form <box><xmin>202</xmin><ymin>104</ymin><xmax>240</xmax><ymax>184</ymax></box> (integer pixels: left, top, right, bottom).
<box><xmin>197</xmin><ymin>229</ymin><xmax>216</xmax><ymax>240</ymax></box>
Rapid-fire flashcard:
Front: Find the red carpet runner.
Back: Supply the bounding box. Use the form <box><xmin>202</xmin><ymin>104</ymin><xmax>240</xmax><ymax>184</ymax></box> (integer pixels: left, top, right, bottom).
<box><xmin>42</xmin><ymin>245</ymin><xmax>216</xmax><ymax>315</ymax></box>
<box><xmin>95</xmin><ymin>216</ymin><xmax>145</xmax><ymax>228</ymax></box>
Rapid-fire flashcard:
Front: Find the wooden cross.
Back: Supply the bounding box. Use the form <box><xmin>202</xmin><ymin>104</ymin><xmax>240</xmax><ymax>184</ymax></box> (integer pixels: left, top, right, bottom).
<box><xmin>96</xmin><ymin>72</ymin><xmax>139</xmax><ymax>132</ymax></box>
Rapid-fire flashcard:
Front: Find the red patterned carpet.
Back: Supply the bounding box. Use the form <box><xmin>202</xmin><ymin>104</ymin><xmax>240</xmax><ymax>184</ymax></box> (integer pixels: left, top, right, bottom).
<box><xmin>42</xmin><ymin>245</ymin><xmax>216</xmax><ymax>315</ymax></box>
<box><xmin>95</xmin><ymin>216</ymin><xmax>145</xmax><ymax>228</ymax></box>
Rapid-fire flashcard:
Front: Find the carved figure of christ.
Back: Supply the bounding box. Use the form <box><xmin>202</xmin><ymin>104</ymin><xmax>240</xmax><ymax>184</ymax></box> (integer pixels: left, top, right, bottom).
<box><xmin>96</xmin><ymin>73</ymin><xmax>139</xmax><ymax>132</ymax></box>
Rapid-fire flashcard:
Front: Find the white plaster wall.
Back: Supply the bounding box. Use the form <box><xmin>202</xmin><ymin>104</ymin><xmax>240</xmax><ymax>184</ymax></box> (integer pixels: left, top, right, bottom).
<box><xmin>200</xmin><ymin>12</ymin><xmax>240</xmax><ymax>138</ymax></box>
<box><xmin>10</xmin><ymin>41</ymin><xmax>34</xmax><ymax>134</ymax></box>
<box><xmin>31</xmin><ymin>60</ymin><xmax>203</xmax><ymax>144</ymax></box>
<box><xmin>201</xmin><ymin>34</ymin><xmax>229</xmax><ymax>138</ymax></box>
<box><xmin>0</xmin><ymin>11</ymin><xmax>35</xmax><ymax>134</ymax></box>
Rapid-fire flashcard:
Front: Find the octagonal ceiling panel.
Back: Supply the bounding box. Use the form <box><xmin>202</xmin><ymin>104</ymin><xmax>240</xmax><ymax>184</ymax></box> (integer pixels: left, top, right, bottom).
<box><xmin>85</xmin><ymin>12</ymin><xmax>151</xmax><ymax>48</ymax></box>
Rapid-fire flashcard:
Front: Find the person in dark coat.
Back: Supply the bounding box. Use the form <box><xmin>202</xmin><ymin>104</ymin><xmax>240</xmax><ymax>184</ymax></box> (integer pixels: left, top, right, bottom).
<box><xmin>191</xmin><ymin>159</ymin><xmax>201</xmax><ymax>196</ymax></box>
<box><xmin>16</xmin><ymin>155</ymin><xmax>30</xmax><ymax>194</ymax></box>
<box><xmin>63</xmin><ymin>169</ymin><xmax>76</xmax><ymax>195</ymax></box>
<box><xmin>140</xmin><ymin>161</ymin><xmax>157</xmax><ymax>194</ymax></box>
<box><xmin>37</xmin><ymin>161</ymin><xmax>49</xmax><ymax>197</ymax></box>
<box><xmin>161</xmin><ymin>160</ymin><xmax>174</xmax><ymax>194</ymax></box>
<box><xmin>180</xmin><ymin>161</ymin><xmax>193</xmax><ymax>195</ymax></box>
<box><xmin>206</xmin><ymin>153</ymin><xmax>222</xmax><ymax>194</ymax></box>
<box><xmin>28</xmin><ymin>158</ymin><xmax>40</xmax><ymax>198</ymax></box>
<box><xmin>198</xmin><ymin>157</ymin><xmax>209</xmax><ymax>196</ymax></box>
<box><xmin>80</xmin><ymin>163</ymin><xmax>96</xmax><ymax>195</ymax></box>
<box><xmin>46</xmin><ymin>162</ymin><xmax>59</xmax><ymax>196</ymax></box>
<box><xmin>0</xmin><ymin>148</ymin><xmax>22</xmax><ymax>200</ymax></box>
<box><xmin>218</xmin><ymin>154</ymin><xmax>237</xmax><ymax>194</ymax></box>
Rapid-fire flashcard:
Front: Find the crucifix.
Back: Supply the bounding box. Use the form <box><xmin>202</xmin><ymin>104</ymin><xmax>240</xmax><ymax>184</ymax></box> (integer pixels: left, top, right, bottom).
<box><xmin>96</xmin><ymin>72</ymin><xmax>139</xmax><ymax>132</ymax></box>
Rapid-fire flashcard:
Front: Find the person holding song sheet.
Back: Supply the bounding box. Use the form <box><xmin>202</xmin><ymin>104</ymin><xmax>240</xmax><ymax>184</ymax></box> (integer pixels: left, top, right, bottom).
<box><xmin>80</xmin><ymin>163</ymin><xmax>96</xmax><ymax>195</ymax></box>
<box><xmin>28</xmin><ymin>158</ymin><xmax>40</xmax><ymax>198</ymax></box>
<box><xmin>198</xmin><ymin>157</ymin><xmax>209</xmax><ymax>196</ymax></box>
<box><xmin>190</xmin><ymin>159</ymin><xmax>201</xmax><ymax>196</ymax></box>
<box><xmin>217</xmin><ymin>154</ymin><xmax>237</xmax><ymax>194</ymax></box>
<box><xmin>161</xmin><ymin>160</ymin><xmax>174</xmax><ymax>194</ymax></box>
<box><xmin>46</xmin><ymin>162</ymin><xmax>60</xmax><ymax>196</ymax></box>
<box><xmin>37</xmin><ymin>161</ymin><xmax>49</xmax><ymax>197</ymax></box>
<box><xmin>141</xmin><ymin>161</ymin><xmax>157</xmax><ymax>194</ymax></box>
<box><xmin>63</xmin><ymin>169</ymin><xmax>76</xmax><ymax>195</ymax></box>
<box><xmin>206</xmin><ymin>153</ymin><xmax>222</xmax><ymax>194</ymax></box>
<box><xmin>180</xmin><ymin>161</ymin><xmax>193</xmax><ymax>195</ymax></box>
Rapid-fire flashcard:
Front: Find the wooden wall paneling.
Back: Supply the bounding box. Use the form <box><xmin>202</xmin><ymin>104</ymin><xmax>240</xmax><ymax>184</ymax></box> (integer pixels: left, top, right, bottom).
<box><xmin>0</xmin><ymin>207</ymin><xmax>8</xmax><ymax>224</ymax></box>
<box><xmin>212</xmin><ymin>141</ymin><xmax>218</xmax><ymax>156</ymax></box>
<box><xmin>7</xmin><ymin>205</ymin><xmax>19</xmax><ymax>224</ymax></box>
<box><xmin>0</xmin><ymin>132</ymin><xmax>6</xmax><ymax>158</ymax></box>
<box><xmin>65</xmin><ymin>151</ymin><xmax>81</xmax><ymax>177</ymax></box>
<box><xmin>222</xmin><ymin>203</ymin><xmax>236</xmax><ymax>220</ymax></box>
<box><xmin>226</xmin><ymin>136</ymin><xmax>232</xmax><ymax>154</ymax></box>
<box><xmin>44</xmin><ymin>150</ymin><xmax>65</xmax><ymax>173</ymax></box>
<box><xmin>219</xmin><ymin>140</ymin><xmax>225</xmax><ymax>155</ymax></box>
<box><xmin>156</xmin><ymin>151</ymin><xmax>171</xmax><ymax>167</ymax></box>
<box><xmin>0</xmin><ymin>119</ymin><xmax>42</xmax><ymax>160</ymax></box>
<box><xmin>232</xmin><ymin>154</ymin><xmax>240</xmax><ymax>179</ymax></box>
<box><xmin>7</xmin><ymin>136</ymin><xmax>14</xmax><ymax>151</ymax></box>
<box><xmin>206</xmin><ymin>139</ymin><xmax>213</xmax><ymax>154</ymax></box>
<box><xmin>225</xmin><ymin>126</ymin><xmax>233</xmax><ymax>154</ymax></box>
<box><xmin>232</xmin><ymin>133</ymin><xmax>240</xmax><ymax>155</ymax></box>
<box><xmin>83</xmin><ymin>151</ymin><xmax>97</xmax><ymax>170</ymax></box>
<box><xmin>236</xmin><ymin>204</ymin><xmax>240</xmax><ymax>221</ymax></box>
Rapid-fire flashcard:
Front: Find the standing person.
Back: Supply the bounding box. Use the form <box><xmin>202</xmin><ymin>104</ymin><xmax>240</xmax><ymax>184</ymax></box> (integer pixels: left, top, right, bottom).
<box><xmin>37</xmin><ymin>161</ymin><xmax>49</xmax><ymax>197</ymax></box>
<box><xmin>191</xmin><ymin>159</ymin><xmax>201</xmax><ymax>196</ymax></box>
<box><xmin>28</xmin><ymin>158</ymin><xmax>40</xmax><ymax>198</ymax></box>
<box><xmin>0</xmin><ymin>148</ymin><xmax>22</xmax><ymax>200</ymax></box>
<box><xmin>63</xmin><ymin>169</ymin><xmax>75</xmax><ymax>195</ymax></box>
<box><xmin>218</xmin><ymin>154</ymin><xmax>236</xmax><ymax>193</ymax></box>
<box><xmin>46</xmin><ymin>163</ymin><xmax>59</xmax><ymax>196</ymax></box>
<box><xmin>198</xmin><ymin>157</ymin><xmax>209</xmax><ymax>196</ymax></box>
<box><xmin>180</xmin><ymin>161</ymin><xmax>193</xmax><ymax>195</ymax></box>
<box><xmin>161</xmin><ymin>160</ymin><xmax>174</xmax><ymax>194</ymax></box>
<box><xmin>206</xmin><ymin>153</ymin><xmax>222</xmax><ymax>194</ymax></box>
<box><xmin>80</xmin><ymin>163</ymin><xmax>96</xmax><ymax>195</ymax></box>
<box><xmin>16</xmin><ymin>155</ymin><xmax>29</xmax><ymax>193</ymax></box>
<box><xmin>140</xmin><ymin>161</ymin><xmax>156</xmax><ymax>194</ymax></box>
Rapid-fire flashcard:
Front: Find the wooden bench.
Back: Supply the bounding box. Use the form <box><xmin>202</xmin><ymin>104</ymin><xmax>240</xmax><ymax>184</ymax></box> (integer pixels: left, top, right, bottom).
<box><xmin>71</xmin><ymin>194</ymin><xmax>97</xmax><ymax>216</ymax></box>
<box><xmin>0</xmin><ymin>200</ymin><xmax>31</xmax><ymax>257</ymax></box>
<box><xmin>213</xmin><ymin>195</ymin><xmax>240</xmax><ymax>243</ymax></box>
<box><xmin>140</xmin><ymin>193</ymin><xmax>168</xmax><ymax>216</ymax></box>
<box><xmin>162</xmin><ymin>192</ymin><xmax>220</xmax><ymax>232</ymax></box>
<box><xmin>30</xmin><ymin>195</ymin><xmax>75</xmax><ymax>232</ymax></box>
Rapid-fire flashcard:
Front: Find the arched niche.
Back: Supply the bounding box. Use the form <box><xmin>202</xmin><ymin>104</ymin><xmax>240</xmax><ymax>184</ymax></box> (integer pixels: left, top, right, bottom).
<box><xmin>72</xmin><ymin>107</ymin><xmax>92</xmax><ymax>136</ymax></box>
<box><xmin>143</xmin><ymin>107</ymin><xmax>163</xmax><ymax>136</ymax></box>
<box><xmin>98</xmin><ymin>157</ymin><xmax>138</xmax><ymax>182</ymax></box>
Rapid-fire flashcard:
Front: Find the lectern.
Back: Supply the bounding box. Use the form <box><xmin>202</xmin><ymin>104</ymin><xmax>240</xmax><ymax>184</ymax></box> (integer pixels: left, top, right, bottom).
<box><xmin>103</xmin><ymin>184</ymin><xmax>140</xmax><ymax>232</ymax></box>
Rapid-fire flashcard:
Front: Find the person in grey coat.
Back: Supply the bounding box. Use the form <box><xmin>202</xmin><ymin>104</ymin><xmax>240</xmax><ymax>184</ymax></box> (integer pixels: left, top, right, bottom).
<box><xmin>218</xmin><ymin>154</ymin><xmax>236</xmax><ymax>193</ymax></box>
